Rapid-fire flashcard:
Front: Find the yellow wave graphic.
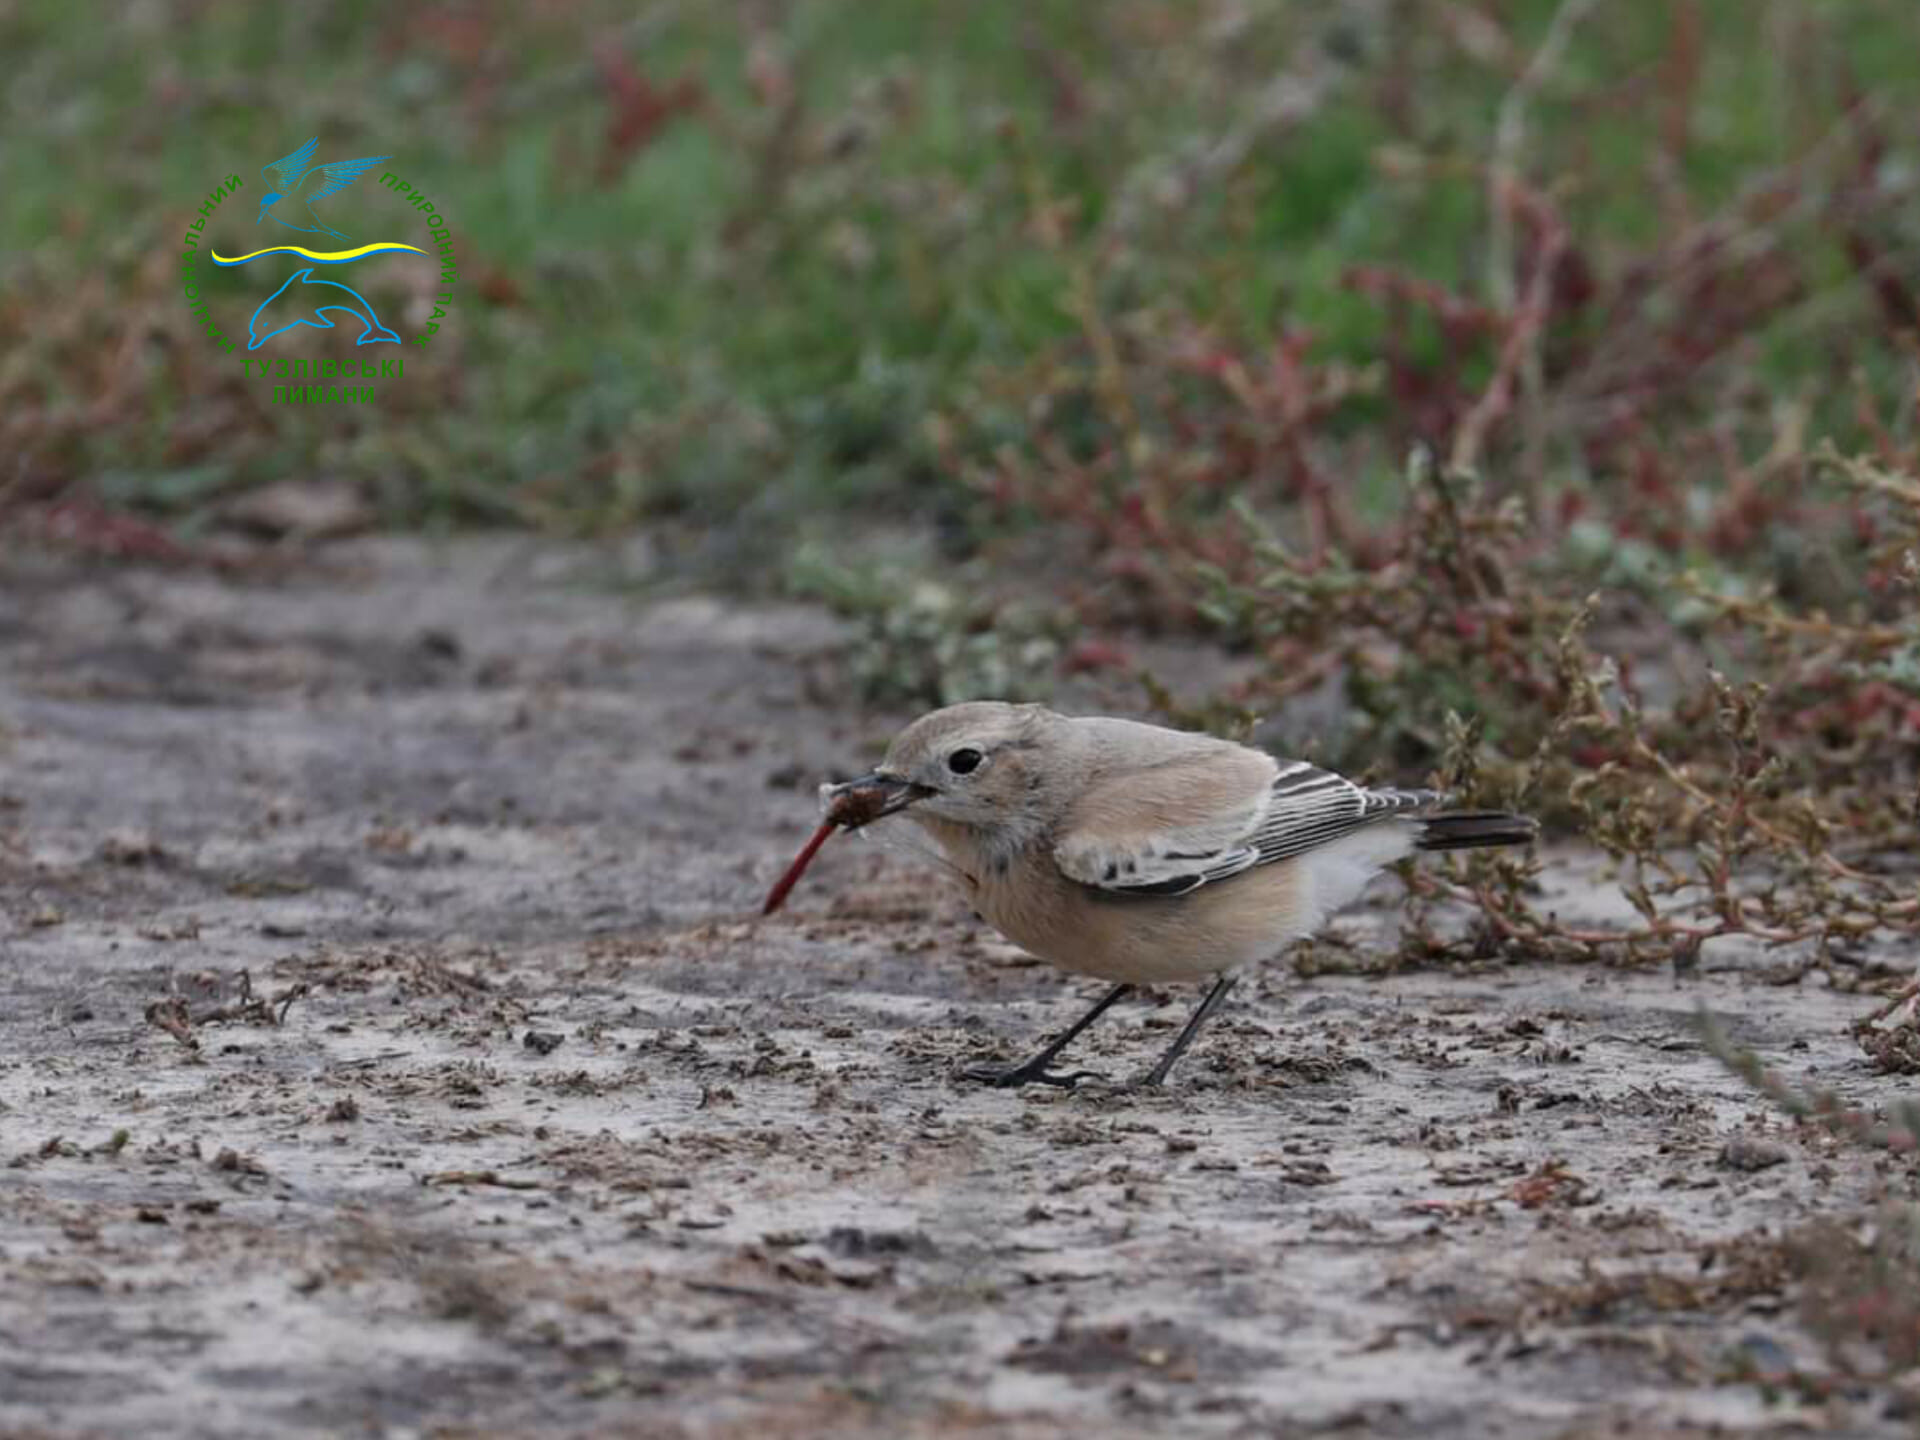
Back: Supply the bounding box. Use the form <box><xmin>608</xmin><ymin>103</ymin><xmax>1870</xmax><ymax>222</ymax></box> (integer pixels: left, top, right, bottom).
<box><xmin>209</xmin><ymin>242</ymin><xmax>429</xmax><ymax>266</ymax></box>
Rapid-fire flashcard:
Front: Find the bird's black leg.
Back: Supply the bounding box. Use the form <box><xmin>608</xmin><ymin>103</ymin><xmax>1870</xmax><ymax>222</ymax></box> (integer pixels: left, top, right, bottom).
<box><xmin>963</xmin><ymin>983</ymin><xmax>1132</xmax><ymax>1089</ymax></box>
<box><xmin>1135</xmin><ymin>975</ymin><xmax>1238</xmax><ymax>1088</ymax></box>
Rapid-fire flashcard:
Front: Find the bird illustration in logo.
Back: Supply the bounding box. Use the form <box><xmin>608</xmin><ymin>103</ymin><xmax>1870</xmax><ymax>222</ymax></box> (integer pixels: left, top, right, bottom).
<box><xmin>248</xmin><ymin>268</ymin><xmax>401</xmax><ymax>350</ymax></box>
<box><xmin>256</xmin><ymin>137</ymin><xmax>392</xmax><ymax>244</ymax></box>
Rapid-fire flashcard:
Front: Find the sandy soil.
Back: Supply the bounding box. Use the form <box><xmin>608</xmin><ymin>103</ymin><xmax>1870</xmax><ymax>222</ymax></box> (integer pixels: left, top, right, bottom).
<box><xmin>1</xmin><ymin>538</ymin><xmax>1914</xmax><ymax>1439</ymax></box>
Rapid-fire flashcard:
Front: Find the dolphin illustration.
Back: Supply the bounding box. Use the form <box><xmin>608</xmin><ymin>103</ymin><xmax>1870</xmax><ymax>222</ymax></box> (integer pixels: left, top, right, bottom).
<box><xmin>248</xmin><ymin>268</ymin><xmax>401</xmax><ymax>351</ymax></box>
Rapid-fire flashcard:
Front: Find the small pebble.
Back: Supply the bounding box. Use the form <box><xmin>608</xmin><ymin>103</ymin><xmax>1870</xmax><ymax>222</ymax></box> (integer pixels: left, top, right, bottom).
<box><xmin>1718</xmin><ymin>1133</ymin><xmax>1789</xmax><ymax>1172</ymax></box>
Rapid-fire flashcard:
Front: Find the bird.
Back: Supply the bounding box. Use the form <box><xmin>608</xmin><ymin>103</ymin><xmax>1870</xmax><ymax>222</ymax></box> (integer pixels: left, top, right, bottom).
<box><xmin>823</xmin><ymin>701</ymin><xmax>1536</xmax><ymax>1089</ymax></box>
<box><xmin>256</xmin><ymin>138</ymin><xmax>393</xmax><ymax>245</ymax></box>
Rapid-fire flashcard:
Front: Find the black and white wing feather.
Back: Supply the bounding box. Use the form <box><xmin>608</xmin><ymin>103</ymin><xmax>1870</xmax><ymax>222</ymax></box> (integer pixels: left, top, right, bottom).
<box><xmin>1063</xmin><ymin>757</ymin><xmax>1440</xmax><ymax>899</ymax></box>
<box><xmin>1246</xmin><ymin>761</ymin><xmax>1439</xmax><ymax>867</ymax></box>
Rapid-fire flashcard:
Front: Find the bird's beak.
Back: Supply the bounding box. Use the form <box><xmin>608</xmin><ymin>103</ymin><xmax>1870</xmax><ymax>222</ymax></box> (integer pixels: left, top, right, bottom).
<box><xmin>821</xmin><ymin>773</ymin><xmax>930</xmax><ymax>829</ymax></box>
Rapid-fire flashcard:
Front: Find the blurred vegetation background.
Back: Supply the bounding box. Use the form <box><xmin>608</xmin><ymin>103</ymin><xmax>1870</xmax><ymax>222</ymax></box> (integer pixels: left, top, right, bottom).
<box><xmin>5</xmin><ymin>0</ymin><xmax>1916</xmax><ymax>555</ymax></box>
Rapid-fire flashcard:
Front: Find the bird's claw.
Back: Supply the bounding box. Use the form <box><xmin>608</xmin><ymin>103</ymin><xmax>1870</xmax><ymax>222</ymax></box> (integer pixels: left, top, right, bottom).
<box><xmin>961</xmin><ymin>1060</ymin><xmax>1102</xmax><ymax>1090</ymax></box>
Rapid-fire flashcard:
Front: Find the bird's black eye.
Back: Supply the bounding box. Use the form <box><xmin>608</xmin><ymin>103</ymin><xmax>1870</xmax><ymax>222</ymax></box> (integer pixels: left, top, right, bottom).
<box><xmin>946</xmin><ymin>747</ymin><xmax>984</xmax><ymax>776</ymax></box>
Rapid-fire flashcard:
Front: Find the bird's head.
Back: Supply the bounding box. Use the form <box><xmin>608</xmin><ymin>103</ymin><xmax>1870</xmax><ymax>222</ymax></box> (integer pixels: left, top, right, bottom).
<box><xmin>825</xmin><ymin>702</ymin><xmax>1060</xmax><ymax>842</ymax></box>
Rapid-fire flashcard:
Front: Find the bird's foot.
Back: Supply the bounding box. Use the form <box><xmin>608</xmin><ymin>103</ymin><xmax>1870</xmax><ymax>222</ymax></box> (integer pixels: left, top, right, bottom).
<box><xmin>960</xmin><ymin>1059</ymin><xmax>1102</xmax><ymax>1090</ymax></box>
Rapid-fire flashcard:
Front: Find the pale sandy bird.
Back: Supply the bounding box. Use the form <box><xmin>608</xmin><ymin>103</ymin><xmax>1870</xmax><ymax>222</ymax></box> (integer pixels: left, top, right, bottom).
<box><xmin>826</xmin><ymin>701</ymin><xmax>1535</xmax><ymax>1088</ymax></box>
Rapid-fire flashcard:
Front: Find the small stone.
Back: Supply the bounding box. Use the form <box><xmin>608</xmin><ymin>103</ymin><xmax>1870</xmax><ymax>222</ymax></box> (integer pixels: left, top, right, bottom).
<box><xmin>1718</xmin><ymin>1134</ymin><xmax>1789</xmax><ymax>1172</ymax></box>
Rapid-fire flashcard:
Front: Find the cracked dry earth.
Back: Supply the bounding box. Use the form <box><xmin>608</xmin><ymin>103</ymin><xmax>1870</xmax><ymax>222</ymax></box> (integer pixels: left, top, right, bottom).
<box><xmin>1</xmin><ymin>538</ymin><xmax>1915</xmax><ymax>1439</ymax></box>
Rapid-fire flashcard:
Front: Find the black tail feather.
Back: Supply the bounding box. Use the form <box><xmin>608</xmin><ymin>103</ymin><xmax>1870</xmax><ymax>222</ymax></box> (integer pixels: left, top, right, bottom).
<box><xmin>1415</xmin><ymin>810</ymin><xmax>1538</xmax><ymax>852</ymax></box>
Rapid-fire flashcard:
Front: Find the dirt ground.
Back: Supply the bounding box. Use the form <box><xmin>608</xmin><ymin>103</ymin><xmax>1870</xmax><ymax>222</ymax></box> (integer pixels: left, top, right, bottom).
<box><xmin>1</xmin><ymin>537</ymin><xmax>1914</xmax><ymax>1439</ymax></box>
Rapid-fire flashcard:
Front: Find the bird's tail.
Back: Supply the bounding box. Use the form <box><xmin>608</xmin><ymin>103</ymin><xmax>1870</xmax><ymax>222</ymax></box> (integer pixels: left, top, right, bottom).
<box><xmin>1414</xmin><ymin>810</ymin><xmax>1538</xmax><ymax>852</ymax></box>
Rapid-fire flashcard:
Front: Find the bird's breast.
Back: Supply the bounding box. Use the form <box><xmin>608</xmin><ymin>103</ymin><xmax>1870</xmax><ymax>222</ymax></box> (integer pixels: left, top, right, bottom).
<box><xmin>913</xmin><ymin>817</ymin><xmax>1313</xmax><ymax>985</ymax></box>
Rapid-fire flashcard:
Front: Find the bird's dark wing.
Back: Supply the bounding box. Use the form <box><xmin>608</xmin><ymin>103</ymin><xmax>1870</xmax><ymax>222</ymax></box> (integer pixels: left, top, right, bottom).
<box><xmin>306</xmin><ymin>155</ymin><xmax>393</xmax><ymax>204</ymax></box>
<box><xmin>263</xmin><ymin>137</ymin><xmax>319</xmax><ymax>191</ymax></box>
<box><xmin>1243</xmin><ymin>762</ymin><xmax>1439</xmax><ymax>867</ymax></box>
<box><xmin>1084</xmin><ymin>760</ymin><xmax>1441</xmax><ymax>898</ymax></box>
